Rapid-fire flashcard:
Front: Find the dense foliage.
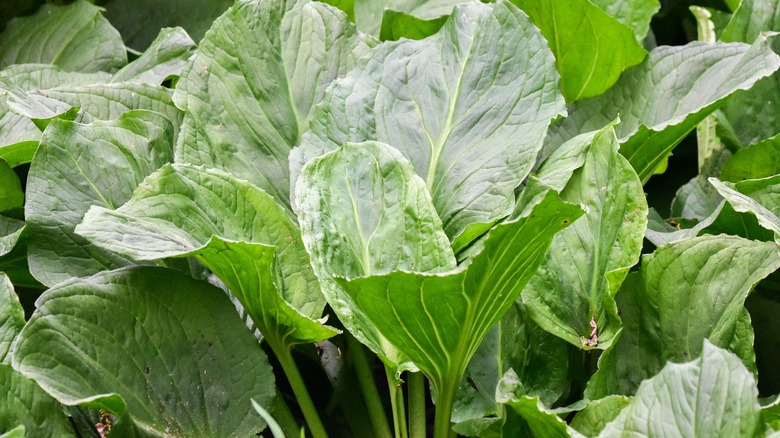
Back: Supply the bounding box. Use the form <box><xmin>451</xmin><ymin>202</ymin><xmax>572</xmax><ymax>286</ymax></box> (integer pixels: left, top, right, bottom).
<box><xmin>2</xmin><ymin>0</ymin><xmax>780</xmax><ymax>437</ymax></box>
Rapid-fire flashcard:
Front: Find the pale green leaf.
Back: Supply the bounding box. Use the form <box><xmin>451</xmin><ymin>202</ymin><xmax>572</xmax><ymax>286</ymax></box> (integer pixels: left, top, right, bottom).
<box><xmin>76</xmin><ymin>163</ymin><xmax>331</xmax><ymax>346</ymax></box>
<box><xmin>512</xmin><ymin>0</ymin><xmax>647</xmax><ymax>101</ymax></box>
<box><xmin>174</xmin><ymin>0</ymin><xmax>373</xmax><ymax>210</ymax></box>
<box><xmin>0</xmin><ymin>425</ymin><xmax>24</xmax><ymax>438</ymax></box>
<box><xmin>599</xmin><ymin>341</ymin><xmax>762</xmax><ymax>437</ymax></box>
<box><xmin>13</xmin><ymin>266</ymin><xmax>275</xmax><ymax>436</ymax></box>
<box><xmin>336</xmin><ymin>190</ymin><xmax>580</xmax><ymax>406</ymax></box>
<box><xmin>292</xmin><ymin>0</ymin><xmax>565</xmax><ymax>252</ymax></box>
<box><xmin>0</xmin><ymin>273</ymin><xmax>23</xmax><ymax>363</ymax></box>
<box><xmin>0</xmin><ymin>1</ymin><xmax>126</xmax><ymax>73</ymax></box>
<box><xmin>710</xmin><ymin>175</ymin><xmax>780</xmax><ymax>237</ymax></box>
<box><xmin>296</xmin><ymin>141</ymin><xmax>455</xmax><ymax>367</ymax></box>
<box><xmin>546</xmin><ymin>34</ymin><xmax>780</xmax><ymax>184</ymax></box>
<box><xmin>670</xmin><ymin>149</ymin><xmax>730</xmax><ymax>221</ymax></box>
<box><xmin>586</xmin><ymin>235</ymin><xmax>780</xmax><ymax>398</ymax></box>
<box><xmin>0</xmin><ymin>364</ymin><xmax>73</xmax><ymax>437</ymax></box>
<box><xmin>589</xmin><ymin>0</ymin><xmax>660</xmax><ymax>42</ymax></box>
<box><xmin>110</xmin><ymin>27</ymin><xmax>196</xmax><ymax>85</ymax></box>
<box><xmin>26</xmin><ymin>111</ymin><xmax>174</xmax><ymax>287</ymax></box>
<box><xmin>524</xmin><ymin>125</ymin><xmax>646</xmax><ymax>350</ymax></box>
<box><xmin>252</xmin><ymin>399</ymin><xmax>286</xmax><ymax>438</ymax></box>
<box><xmin>721</xmin><ymin>0</ymin><xmax>780</xmax><ymax>43</ymax></box>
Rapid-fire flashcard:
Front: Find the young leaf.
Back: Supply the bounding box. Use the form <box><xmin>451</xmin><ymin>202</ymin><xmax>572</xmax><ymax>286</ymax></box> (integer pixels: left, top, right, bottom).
<box><xmin>296</xmin><ymin>141</ymin><xmax>455</xmax><ymax>368</ymax></box>
<box><xmin>292</xmin><ymin>0</ymin><xmax>565</xmax><ymax>252</ymax></box>
<box><xmin>26</xmin><ymin>111</ymin><xmax>174</xmax><ymax>287</ymax></box>
<box><xmin>586</xmin><ymin>235</ymin><xmax>780</xmax><ymax>399</ymax></box>
<box><xmin>0</xmin><ymin>273</ymin><xmax>23</xmax><ymax>363</ymax></box>
<box><xmin>588</xmin><ymin>0</ymin><xmax>660</xmax><ymax>42</ymax></box>
<box><xmin>0</xmin><ymin>1</ymin><xmax>126</xmax><ymax>73</ymax></box>
<box><xmin>174</xmin><ymin>0</ymin><xmax>373</xmax><ymax>210</ymax></box>
<box><xmin>0</xmin><ymin>364</ymin><xmax>74</xmax><ymax>437</ymax></box>
<box><xmin>523</xmin><ymin>124</ymin><xmax>647</xmax><ymax>350</ymax></box>
<box><xmin>12</xmin><ymin>266</ymin><xmax>276</xmax><ymax>436</ymax></box>
<box><xmin>76</xmin><ymin>163</ymin><xmax>333</xmax><ymax>346</ymax></box>
<box><xmin>512</xmin><ymin>0</ymin><xmax>647</xmax><ymax>101</ymax></box>
<box><xmin>546</xmin><ymin>34</ymin><xmax>780</xmax><ymax>184</ymax></box>
<box><xmin>336</xmin><ymin>190</ymin><xmax>581</xmax><ymax>433</ymax></box>
<box><xmin>109</xmin><ymin>27</ymin><xmax>196</xmax><ymax>85</ymax></box>
<box><xmin>600</xmin><ymin>341</ymin><xmax>762</xmax><ymax>437</ymax></box>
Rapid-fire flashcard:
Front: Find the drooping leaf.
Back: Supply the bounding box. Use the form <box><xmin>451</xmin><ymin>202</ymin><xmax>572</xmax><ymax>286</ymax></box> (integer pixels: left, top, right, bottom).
<box><xmin>710</xmin><ymin>175</ymin><xmax>780</xmax><ymax>238</ymax></box>
<box><xmin>546</xmin><ymin>34</ymin><xmax>780</xmax><ymax>184</ymax></box>
<box><xmin>569</xmin><ymin>396</ymin><xmax>630</xmax><ymax>437</ymax></box>
<box><xmin>293</xmin><ymin>0</ymin><xmax>565</xmax><ymax>252</ymax></box>
<box><xmin>588</xmin><ymin>0</ymin><xmax>660</xmax><ymax>42</ymax></box>
<box><xmin>586</xmin><ymin>235</ymin><xmax>780</xmax><ymax>399</ymax></box>
<box><xmin>174</xmin><ymin>0</ymin><xmax>373</xmax><ymax>210</ymax></box>
<box><xmin>13</xmin><ymin>266</ymin><xmax>275</xmax><ymax>436</ymax></box>
<box><xmin>670</xmin><ymin>148</ymin><xmax>730</xmax><ymax>221</ymax></box>
<box><xmin>644</xmin><ymin>205</ymin><xmax>723</xmax><ymax>246</ymax></box>
<box><xmin>110</xmin><ymin>27</ymin><xmax>196</xmax><ymax>85</ymax></box>
<box><xmin>25</xmin><ymin>111</ymin><xmax>174</xmax><ymax>287</ymax></box>
<box><xmin>0</xmin><ymin>158</ymin><xmax>22</xmax><ymax>213</ymax></box>
<box><xmin>336</xmin><ymin>190</ymin><xmax>580</xmax><ymax>420</ymax></box>
<box><xmin>353</xmin><ymin>0</ymin><xmax>457</xmax><ymax>36</ymax></box>
<box><xmin>296</xmin><ymin>141</ymin><xmax>455</xmax><ymax>367</ymax></box>
<box><xmin>0</xmin><ymin>1</ymin><xmax>126</xmax><ymax>73</ymax></box>
<box><xmin>524</xmin><ymin>124</ymin><xmax>646</xmax><ymax>350</ymax></box>
<box><xmin>102</xmin><ymin>0</ymin><xmax>234</xmax><ymax>50</ymax></box>
<box><xmin>721</xmin><ymin>134</ymin><xmax>780</xmax><ymax>182</ymax></box>
<box><xmin>76</xmin><ymin>163</ymin><xmax>333</xmax><ymax>346</ymax></box>
<box><xmin>512</xmin><ymin>0</ymin><xmax>647</xmax><ymax>101</ymax></box>
<box><xmin>379</xmin><ymin>10</ymin><xmax>448</xmax><ymax>41</ymax></box>
<box><xmin>599</xmin><ymin>341</ymin><xmax>763</xmax><ymax>437</ymax></box>
<box><xmin>452</xmin><ymin>302</ymin><xmax>569</xmax><ymax>436</ymax></box>
<box><xmin>0</xmin><ymin>273</ymin><xmax>23</xmax><ymax>363</ymax></box>
<box><xmin>0</xmin><ymin>364</ymin><xmax>74</xmax><ymax>437</ymax></box>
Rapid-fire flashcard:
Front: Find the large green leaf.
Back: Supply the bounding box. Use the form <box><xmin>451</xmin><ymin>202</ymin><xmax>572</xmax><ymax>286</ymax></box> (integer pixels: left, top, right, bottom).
<box><xmin>523</xmin><ymin>125</ymin><xmax>646</xmax><ymax>350</ymax></box>
<box><xmin>174</xmin><ymin>0</ymin><xmax>373</xmax><ymax>210</ymax></box>
<box><xmin>76</xmin><ymin>163</ymin><xmax>332</xmax><ymax>346</ymax></box>
<box><xmin>546</xmin><ymin>34</ymin><xmax>780</xmax><ymax>184</ymax></box>
<box><xmin>13</xmin><ymin>266</ymin><xmax>275</xmax><ymax>436</ymax></box>
<box><xmin>721</xmin><ymin>135</ymin><xmax>780</xmax><ymax>182</ymax></box>
<box><xmin>292</xmin><ymin>0</ymin><xmax>565</xmax><ymax>252</ymax></box>
<box><xmin>512</xmin><ymin>0</ymin><xmax>647</xmax><ymax>101</ymax></box>
<box><xmin>0</xmin><ymin>273</ymin><xmax>23</xmax><ymax>363</ymax></box>
<box><xmin>600</xmin><ymin>341</ymin><xmax>762</xmax><ymax>437</ymax></box>
<box><xmin>0</xmin><ymin>1</ymin><xmax>126</xmax><ymax>73</ymax></box>
<box><xmin>0</xmin><ymin>364</ymin><xmax>74</xmax><ymax>437</ymax></box>
<box><xmin>452</xmin><ymin>302</ymin><xmax>569</xmax><ymax>436</ymax></box>
<box><xmin>296</xmin><ymin>141</ymin><xmax>455</xmax><ymax>367</ymax></box>
<box><xmin>102</xmin><ymin>0</ymin><xmax>233</xmax><ymax>50</ymax></box>
<box><xmin>589</xmin><ymin>0</ymin><xmax>660</xmax><ymax>42</ymax></box>
<box><xmin>586</xmin><ymin>235</ymin><xmax>780</xmax><ymax>399</ymax></box>
<box><xmin>25</xmin><ymin>111</ymin><xmax>174</xmax><ymax>287</ymax></box>
<box><xmin>336</xmin><ymin>190</ymin><xmax>580</xmax><ymax>426</ymax></box>
<box><xmin>110</xmin><ymin>27</ymin><xmax>196</xmax><ymax>85</ymax></box>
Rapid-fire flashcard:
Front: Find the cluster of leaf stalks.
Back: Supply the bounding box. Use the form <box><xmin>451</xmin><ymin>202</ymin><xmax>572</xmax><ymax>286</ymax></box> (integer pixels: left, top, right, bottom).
<box><xmin>3</xmin><ymin>0</ymin><xmax>780</xmax><ymax>437</ymax></box>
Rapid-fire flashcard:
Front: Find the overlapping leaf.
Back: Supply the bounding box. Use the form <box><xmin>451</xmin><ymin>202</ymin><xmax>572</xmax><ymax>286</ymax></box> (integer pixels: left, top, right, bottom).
<box><xmin>174</xmin><ymin>0</ymin><xmax>373</xmax><ymax>209</ymax></box>
<box><xmin>12</xmin><ymin>266</ymin><xmax>275</xmax><ymax>436</ymax></box>
<box><xmin>25</xmin><ymin>111</ymin><xmax>174</xmax><ymax>286</ymax></box>
<box><xmin>292</xmin><ymin>0</ymin><xmax>565</xmax><ymax>252</ymax></box>
<box><xmin>586</xmin><ymin>235</ymin><xmax>780</xmax><ymax>398</ymax></box>
<box><xmin>0</xmin><ymin>364</ymin><xmax>74</xmax><ymax>437</ymax></box>
<box><xmin>76</xmin><ymin>163</ymin><xmax>332</xmax><ymax>346</ymax></box>
<box><xmin>589</xmin><ymin>0</ymin><xmax>660</xmax><ymax>42</ymax></box>
<box><xmin>109</xmin><ymin>27</ymin><xmax>196</xmax><ymax>85</ymax></box>
<box><xmin>0</xmin><ymin>273</ymin><xmax>23</xmax><ymax>363</ymax></box>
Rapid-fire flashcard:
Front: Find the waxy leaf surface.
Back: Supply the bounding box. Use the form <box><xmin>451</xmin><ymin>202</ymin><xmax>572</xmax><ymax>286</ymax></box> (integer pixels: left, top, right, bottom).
<box><xmin>110</xmin><ymin>27</ymin><xmax>196</xmax><ymax>85</ymax></box>
<box><xmin>589</xmin><ymin>0</ymin><xmax>659</xmax><ymax>42</ymax></box>
<box><xmin>0</xmin><ymin>273</ymin><xmax>23</xmax><ymax>363</ymax></box>
<box><xmin>586</xmin><ymin>235</ymin><xmax>780</xmax><ymax>398</ymax></box>
<box><xmin>174</xmin><ymin>0</ymin><xmax>372</xmax><ymax>209</ymax></box>
<box><xmin>13</xmin><ymin>267</ymin><xmax>275</xmax><ymax>436</ymax></box>
<box><xmin>292</xmin><ymin>0</ymin><xmax>565</xmax><ymax>251</ymax></box>
<box><xmin>0</xmin><ymin>364</ymin><xmax>73</xmax><ymax>437</ymax></box>
<box><xmin>26</xmin><ymin>111</ymin><xmax>174</xmax><ymax>286</ymax></box>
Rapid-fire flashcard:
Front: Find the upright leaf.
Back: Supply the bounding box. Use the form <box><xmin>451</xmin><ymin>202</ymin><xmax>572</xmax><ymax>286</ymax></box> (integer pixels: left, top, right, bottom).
<box><xmin>721</xmin><ymin>0</ymin><xmax>780</xmax><ymax>43</ymax></box>
<box><xmin>174</xmin><ymin>0</ymin><xmax>373</xmax><ymax>209</ymax></box>
<box><xmin>0</xmin><ymin>1</ymin><xmax>126</xmax><ymax>73</ymax></box>
<box><xmin>524</xmin><ymin>125</ymin><xmax>647</xmax><ymax>350</ymax></box>
<box><xmin>26</xmin><ymin>111</ymin><xmax>174</xmax><ymax>287</ymax></box>
<box><xmin>0</xmin><ymin>273</ymin><xmax>23</xmax><ymax>363</ymax></box>
<box><xmin>296</xmin><ymin>141</ymin><xmax>455</xmax><ymax>367</ymax></box>
<box><xmin>13</xmin><ymin>266</ymin><xmax>275</xmax><ymax>436</ymax></box>
<box><xmin>600</xmin><ymin>341</ymin><xmax>762</xmax><ymax>438</ymax></box>
<box><xmin>76</xmin><ymin>163</ymin><xmax>332</xmax><ymax>346</ymax></box>
<box><xmin>336</xmin><ymin>190</ymin><xmax>581</xmax><ymax>431</ymax></box>
<box><xmin>512</xmin><ymin>0</ymin><xmax>647</xmax><ymax>101</ymax></box>
<box><xmin>0</xmin><ymin>364</ymin><xmax>74</xmax><ymax>437</ymax></box>
<box><xmin>586</xmin><ymin>235</ymin><xmax>780</xmax><ymax>398</ymax></box>
<box><xmin>546</xmin><ymin>35</ymin><xmax>780</xmax><ymax>184</ymax></box>
<box><xmin>293</xmin><ymin>0</ymin><xmax>565</xmax><ymax>251</ymax></box>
